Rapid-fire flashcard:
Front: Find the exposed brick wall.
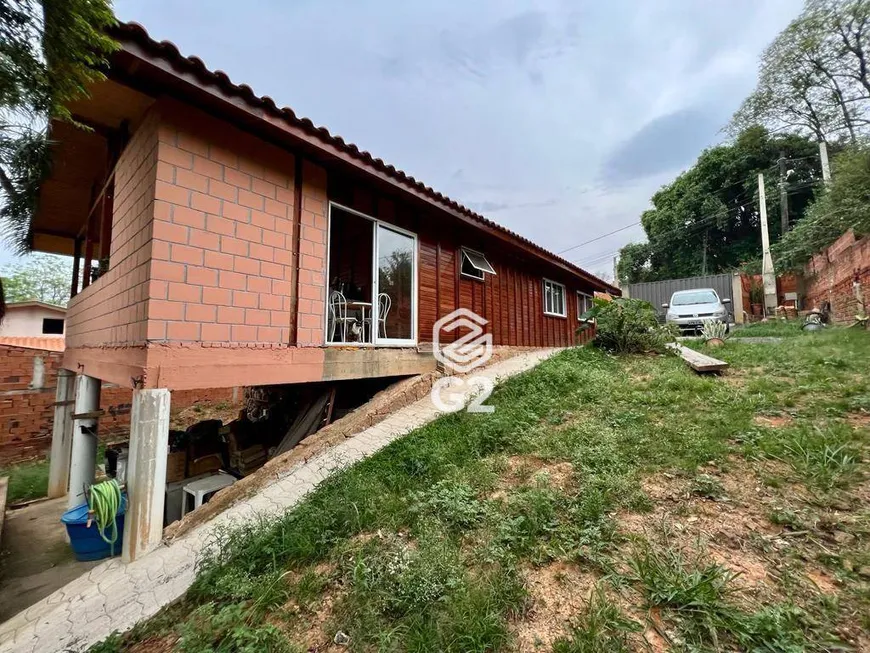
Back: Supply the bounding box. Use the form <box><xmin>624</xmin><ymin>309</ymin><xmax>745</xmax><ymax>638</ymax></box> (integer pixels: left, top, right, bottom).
<box><xmin>805</xmin><ymin>230</ymin><xmax>870</xmax><ymax>323</ymax></box>
<box><xmin>65</xmin><ymin>108</ymin><xmax>161</xmax><ymax>349</ymax></box>
<box><xmin>0</xmin><ymin>346</ymin><xmax>64</xmax><ymax>462</ymax></box>
<box><xmin>148</xmin><ymin>99</ymin><xmax>301</xmax><ymax>345</ymax></box>
<box><xmin>296</xmin><ymin>160</ymin><xmax>328</xmax><ymax>346</ymax></box>
<box><xmin>0</xmin><ymin>344</ymin><xmax>238</xmax><ymax>465</ymax></box>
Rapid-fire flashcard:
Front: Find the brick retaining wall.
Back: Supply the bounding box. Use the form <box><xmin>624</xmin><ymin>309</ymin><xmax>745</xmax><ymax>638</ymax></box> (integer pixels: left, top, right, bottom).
<box><xmin>804</xmin><ymin>230</ymin><xmax>870</xmax><ymax>323</ymax></box>
<box><xmin>0</xmin><ymin>344</ymin><xmax>238</xmax><ymax>465</ymax></box>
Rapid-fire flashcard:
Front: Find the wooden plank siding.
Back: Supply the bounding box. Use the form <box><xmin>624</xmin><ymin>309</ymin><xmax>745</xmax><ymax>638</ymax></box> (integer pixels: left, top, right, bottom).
<box><xmin>327</xmin><ymin>172</ymin><xmax>601</xmax><ymax>348</ymax></box>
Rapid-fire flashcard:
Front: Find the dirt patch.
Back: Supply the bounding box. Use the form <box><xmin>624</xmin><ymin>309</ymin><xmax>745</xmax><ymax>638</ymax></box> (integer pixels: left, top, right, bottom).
<box><xmin>491</xmin><ymin>456</ymin><xmax>575</xmax><ymax>499</ymax></box>
<box><xmin>753</xmin><ymin>414</ymin><xmax>794</xmax><ymax>428</ymax></box>
<box><xmin>709</xmin><ymin>547</ymin><xmax>769</xmax><ymax>587</ymax></box>
<box><xmin>846</xmin><ymin>412</ymin><xmax>870</xmax><ymax>429</ymax></box>
<box><xmin>618</xmin><ymin>464</ymin><xmax>796</xmax><ymax>603</ymax></box>
<box><xmin>127</xmin><ymin>635</ymin><xmax>179</xmax><ymax>653</ymax></box>
<box><xmin>282</xmin><ymin>586</ymin><xmax>345</xmax><ymax>652</ymax></box>
<box><xmin>805</xmin><ymin>568</ymin><xmax>838</xmax><ymax>594</ymax></box>
<box><xmin>513</xmin><ymin>561</ymin><xmax>596</xmax><ymax>652</ymax></box>
<box><xmin>170</xmin><ymin>400</ymin><xmax>240</xmax><ymax>431</ymax></box>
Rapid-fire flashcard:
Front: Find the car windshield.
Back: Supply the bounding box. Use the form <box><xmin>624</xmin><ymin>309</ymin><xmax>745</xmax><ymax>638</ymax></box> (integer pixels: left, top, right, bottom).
<box><xmin>672</xmin><ymin>291</ymin><xmax>718</xmax><ymax>306</ymax></box>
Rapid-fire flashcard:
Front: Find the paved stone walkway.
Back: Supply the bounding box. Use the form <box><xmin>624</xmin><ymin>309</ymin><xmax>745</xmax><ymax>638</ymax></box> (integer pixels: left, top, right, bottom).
<box><xmin>0</xmin><ymin>348</ymin><xmax>560</xmax><ymax>653</ymax></box>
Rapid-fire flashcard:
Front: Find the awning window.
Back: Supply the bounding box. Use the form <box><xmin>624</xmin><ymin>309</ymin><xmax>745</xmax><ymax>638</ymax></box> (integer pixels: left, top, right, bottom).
<box><xmin>461</xmin><ymin>248</ymin><xmax>496</xmax><ymax>280</ymax></box>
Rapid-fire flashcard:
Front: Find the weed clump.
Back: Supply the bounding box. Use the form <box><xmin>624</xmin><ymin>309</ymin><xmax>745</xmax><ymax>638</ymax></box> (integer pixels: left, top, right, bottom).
<box><xmin>411</xmin><ymin>479</ymin><xmax>487</xmax><ymax>532</ymax></box>
<box><xmin>627</xmin><ymin>543</ymin><xmax>840</xmax><ymax>650</ymax></box>
<box><xmin>552</xmin><ymin>587</ymin><xmax>641</xmax><ymax>652</ymax></box>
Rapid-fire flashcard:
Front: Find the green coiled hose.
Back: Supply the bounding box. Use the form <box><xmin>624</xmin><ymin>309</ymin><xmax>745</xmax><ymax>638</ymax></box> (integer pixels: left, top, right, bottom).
<box><xmin>89</xmin><ymin>479</ymin><xmax>122</xmax><ymax>556</ymax></box>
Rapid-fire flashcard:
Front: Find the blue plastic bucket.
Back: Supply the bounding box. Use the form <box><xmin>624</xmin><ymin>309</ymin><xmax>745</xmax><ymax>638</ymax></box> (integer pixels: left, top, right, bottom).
<box><xmin>61</xmin><ymin>494</ymin><xmax>127</xmax><ymax>561</ymax></box>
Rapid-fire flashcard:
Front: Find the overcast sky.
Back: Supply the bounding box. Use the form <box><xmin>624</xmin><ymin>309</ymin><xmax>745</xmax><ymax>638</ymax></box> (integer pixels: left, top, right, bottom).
<box><xmin>3</xmin><ymin>0</ymin><xmax>803</xmax><ymax>278</ymax></box>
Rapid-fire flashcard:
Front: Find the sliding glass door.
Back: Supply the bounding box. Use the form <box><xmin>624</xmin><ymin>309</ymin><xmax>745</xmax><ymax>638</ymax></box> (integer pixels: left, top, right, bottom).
<box><xmin>325</xmin><ymin>203</ymin><xmax>417</xmax><ymax>346</ymax></box>
<box><xmin>373</xmin><ymin>224</ymin><xmax>416</xmax><ymax>345</ymax></box>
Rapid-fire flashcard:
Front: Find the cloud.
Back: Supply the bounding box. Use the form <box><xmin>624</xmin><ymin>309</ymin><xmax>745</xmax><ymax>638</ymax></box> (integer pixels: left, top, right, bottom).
<box><xmin>8</xmin><ymin>0</ymin><xmax>800</xmax><ymax>278</ymax></box>
<box><xmin>600</xmin><ymin>107</ymin><xmax>723</xmax><ymax>184</ymax></box>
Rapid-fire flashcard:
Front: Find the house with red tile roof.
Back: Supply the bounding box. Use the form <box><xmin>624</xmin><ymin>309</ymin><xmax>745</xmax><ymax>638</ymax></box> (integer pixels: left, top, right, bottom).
<box><xmin>30</xmin><ymin>22</ymin><xmax>617</xmax><ymax>561</ymax></box>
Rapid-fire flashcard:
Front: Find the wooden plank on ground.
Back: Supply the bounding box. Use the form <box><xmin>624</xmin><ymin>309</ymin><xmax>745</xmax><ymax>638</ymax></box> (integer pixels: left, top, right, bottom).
<box><xmin>667</xmin><ymin>343</ymin><xmax>729</xmax><ymax>373</ymax></box>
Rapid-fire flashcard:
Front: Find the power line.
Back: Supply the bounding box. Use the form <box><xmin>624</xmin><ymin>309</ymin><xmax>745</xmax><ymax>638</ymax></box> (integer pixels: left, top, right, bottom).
<box><xmin>556</xmin><ymin>221</ymin><xmax>642</xmax><ymax>254</ymax></box>
<box><xmin>574</xmin><ymin>206</ymin><xmax>741</xmax><ymax>267</ymax></box>
<box><xmin>782</xmin><ymin>153</ymin><xmax>822</xmax><ymax>163</ymax></box>
<box><xmin>554</xmin><ymin>170</ymin><xmax>780</xmax><ymax>257</ymax></box>
<box><xmin>573</xmin><ymin>173</ymin><xmax>827</xmax><ymax>268</ymax></box>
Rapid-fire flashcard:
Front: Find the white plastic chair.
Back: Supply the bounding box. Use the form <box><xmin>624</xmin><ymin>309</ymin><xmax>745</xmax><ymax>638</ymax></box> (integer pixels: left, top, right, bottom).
<box><xmin>362</xmin><ymin>293</ymin><xmax>391</xmax><ymax>341</ymax></box>
<box><xmin>328</xmin><ymin>290</ymin><xmax>357</xmax><ymax>342</ymax></box>
<box><xmin>378</xmin><ymin>293</ymin><xmax>392</xmax><ymax>339</ymax></box>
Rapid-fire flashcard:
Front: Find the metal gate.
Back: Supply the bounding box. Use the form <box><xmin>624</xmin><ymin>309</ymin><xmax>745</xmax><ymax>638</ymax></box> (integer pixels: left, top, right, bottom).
<box><xmin>624</xmin><ymin>274</ymin><xmax>735</xmax><ymax>319</ymax></box>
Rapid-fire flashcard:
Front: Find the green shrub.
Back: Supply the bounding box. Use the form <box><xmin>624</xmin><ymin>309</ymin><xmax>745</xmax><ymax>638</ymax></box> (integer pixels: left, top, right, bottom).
<box><xmin>580</xmin><ymin>298</ymin><xmax>676</xmax><ymax>354</ymax></box>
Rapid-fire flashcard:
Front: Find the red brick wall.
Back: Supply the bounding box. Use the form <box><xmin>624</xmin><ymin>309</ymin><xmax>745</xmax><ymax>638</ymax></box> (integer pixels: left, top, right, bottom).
<box><xmin>65</xmin><ymin>107</ymin><xmax>161</xmax><ymax>349</ymax></box>
<box><xmin>0</xmin><ymin>346</ymin><xmax>64</xmax><ymax>463</ymax></box>
<box><xmin>805</xmin><ymin>230</ymin><xmax>870</xmax><ymax>322</ymax></box>
<box><xmin>148</xmin><ymin>99</ymin><xmax>309</xmax><ymax>345</ymax></box>
<box><xmin>0</xmin><ymin>344</ymin><xmax>238</xmax><ymax>465</ymax></box>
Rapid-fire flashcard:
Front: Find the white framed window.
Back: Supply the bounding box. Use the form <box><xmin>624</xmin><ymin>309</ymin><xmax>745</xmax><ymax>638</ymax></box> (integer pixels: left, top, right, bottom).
<box><xmin>543</xmin><ymin>279</ymin><xmax>567</xmax><ymax>317</ymax></box>
<box><xmin>460</xmin><ymin>248</ymin><xmax>496</xmax><ymax>281</ymax></box>
<box><xmin>577</xmin><ymin>291</ymin><xmax>593</xmax><ymax>320</ymax></box>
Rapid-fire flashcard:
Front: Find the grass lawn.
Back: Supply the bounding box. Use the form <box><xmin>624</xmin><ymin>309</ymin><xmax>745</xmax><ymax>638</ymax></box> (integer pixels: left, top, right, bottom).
<box><xmin>93</xmin><ymin>328</ymin><xmax>870</xmax><ymax>652</ymax></box>
<box><xmin>729</xmin><ymin>320</ymin><xmax>809</xmax><ymax>338</ymax></box>
<box><xmin>0</xmin><ymin>459</ymin><xmax>49</xmax><ymax>504</ymax></box>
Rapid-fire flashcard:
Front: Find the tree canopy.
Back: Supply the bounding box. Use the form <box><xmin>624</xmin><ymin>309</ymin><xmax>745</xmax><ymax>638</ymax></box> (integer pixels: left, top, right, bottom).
<box><xmin>0</xmin><ymin>0</ymin><xmax>116</xmax><ymax>253</ymax></box>
<box><xmin>0</xmin><ymin>252</ymin><xmax>72</xmax><ymax>305</ymax></box>
<box><xmin>729</xmin><ymin>0</ymin><xmax>870</xmax><ymax>142</ymax></box>
<box><xmin>618</xmin><ymin>0</ymin><xmax>870</xmax><ymax>285</ymax></box>
<box><xmin>773</xmin><ymin>145</ymin><xmax>870</xmax><ymax>271</ymax></box>
<box><xmin>617</xmin><ymin>127</ymin><xmax>823</xmax><ymax>284</ymax></box>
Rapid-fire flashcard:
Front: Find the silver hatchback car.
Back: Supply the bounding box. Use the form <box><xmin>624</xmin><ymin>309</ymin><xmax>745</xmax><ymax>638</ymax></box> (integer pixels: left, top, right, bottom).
<box><xmin>663</xmin><ymin>288</ymin><xmax>731</xmax><ymax>334</ymax></box>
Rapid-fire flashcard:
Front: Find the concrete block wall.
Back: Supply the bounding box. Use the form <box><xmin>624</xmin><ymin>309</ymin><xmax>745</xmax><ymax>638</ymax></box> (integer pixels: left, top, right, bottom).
<box><xmin>148</xmin><ymin>99</ymin><xmax>300</xmax><ymax>345</ymax></box>
<box><xmin>296</xmin><ymin>160</ymin><xmax>328</xmax><ymax>346</ymax></box>
<box><xmin>64</xmin><ymin>98</ymin><xmax>331</xmax><ymax>359</ymax></box>
<box><xmin>65</xmin><ymin>108</ymin><xmax>161</xmax><ymax>349</ymax></box>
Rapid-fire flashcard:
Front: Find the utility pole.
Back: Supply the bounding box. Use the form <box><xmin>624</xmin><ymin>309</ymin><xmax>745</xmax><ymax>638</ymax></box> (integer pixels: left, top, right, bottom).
<box><xmin>701</xmin><ymin>229</ymin><xmax>708</xmax><ymax>276</ymax></box>
<box><xmin>758</xmin><ymin>173</ymin><xmax>777</xmax><ymax>316</ymax></box>
<box><xmin>612</xmin><ymin>256</ymin><xmax>620</xmax><ymax>289</ymax></box>
<box><xmin>819</xmin><ymin>141</ymin><xmax>831</xmax><ymax>184</ymax></box>
<box><xmin>778</xmin><ymin>152</ymin><xmax>789</xmax><ymax>234</ymax></box>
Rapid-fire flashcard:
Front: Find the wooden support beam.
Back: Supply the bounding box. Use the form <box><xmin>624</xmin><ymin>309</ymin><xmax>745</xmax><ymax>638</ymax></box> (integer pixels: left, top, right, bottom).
<box><xmin>667</xmin><ymin>343</ymin><xmax>729</xmax><ymax>373</ymax></box>
<box><xmin>82</xmin><ymin>226</ymin><xmax>93</xmax><ymax>289</ymax></box>
<box><xmin>71</xmin><ymin>409</ymin><xmax>105</xmax><ymax>420</ymax></box>
<box><xmin>71</xmin><ymin>236</ymin><xmax>82</xmax><ymax>297</ymax></box>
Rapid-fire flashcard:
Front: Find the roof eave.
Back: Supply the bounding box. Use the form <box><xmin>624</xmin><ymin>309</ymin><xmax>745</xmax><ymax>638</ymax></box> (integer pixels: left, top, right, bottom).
<box><xmin>109</xmin><ymin>22</ymin><xmax>620</xmax><ymax>295</ymax></box>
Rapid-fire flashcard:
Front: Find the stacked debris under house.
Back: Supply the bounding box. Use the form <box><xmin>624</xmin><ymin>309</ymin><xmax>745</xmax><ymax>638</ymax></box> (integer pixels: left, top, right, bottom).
<box><xmin>104</xmin><ymin>377</ymin><xmax>402</xmax><ymax>528</ymax></box>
